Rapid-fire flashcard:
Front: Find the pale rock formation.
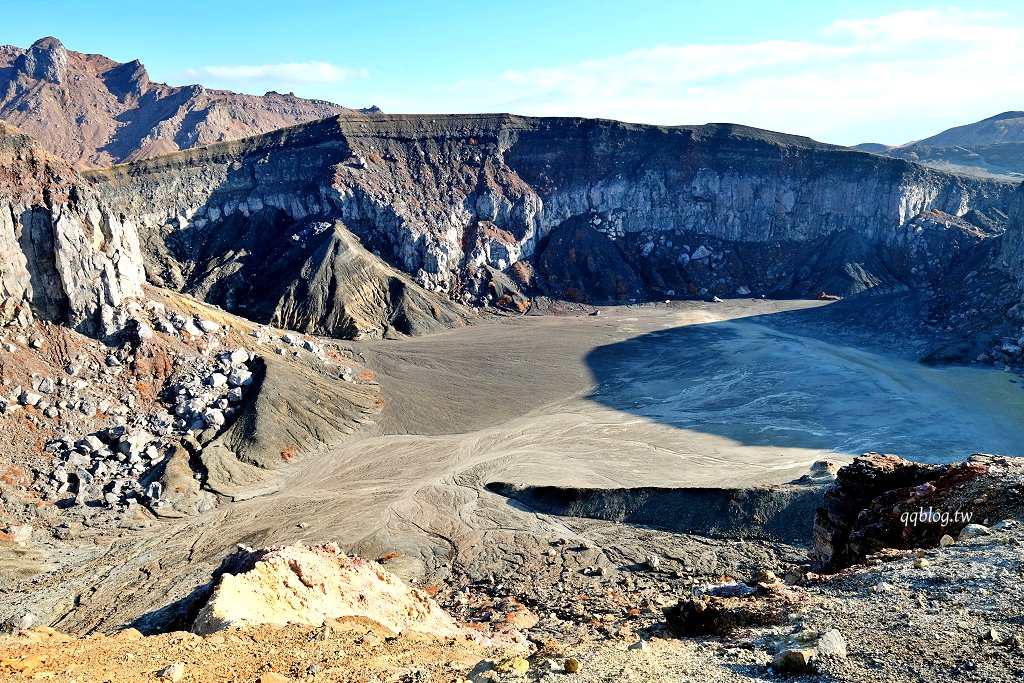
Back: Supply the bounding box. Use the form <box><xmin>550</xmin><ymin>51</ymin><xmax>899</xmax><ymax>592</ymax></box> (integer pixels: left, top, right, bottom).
<box><xmin>192</xmin><ymin>544</ymin><xmax>463</xmax><ymax>637</ymax></box>
<box><xmin>0</xmin><ymin>121</ymin><xmax>145</xmax><ymax>336</ymax></box>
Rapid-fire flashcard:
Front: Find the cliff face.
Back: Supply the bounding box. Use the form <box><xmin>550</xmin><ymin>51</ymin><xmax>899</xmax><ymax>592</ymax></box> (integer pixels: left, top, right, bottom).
<box><xmin>0</xmin><ymin>37</ymin><xmax>355</xmax><ymax>168</ymax></box>
<box><xmin>0</xmin><ymin>121</ymin><xmax>145</xmax><ymax>335</ymax></box>
<box><xmin>85</xmin><ymin>114</ymin><xmax>1021</xmax><ymax>338</ymax></box>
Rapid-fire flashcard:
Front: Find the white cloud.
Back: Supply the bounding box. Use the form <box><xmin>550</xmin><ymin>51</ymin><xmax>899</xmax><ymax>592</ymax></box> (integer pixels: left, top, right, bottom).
<box><xmin>435</xmin><ymin>8</ymin><xmax>1024</xmax><ymax>144</ymax></box>
<box><xmin>180</xmin><ymin>61</ymin><xmax>367</xmax><ymax>86</ymax></box>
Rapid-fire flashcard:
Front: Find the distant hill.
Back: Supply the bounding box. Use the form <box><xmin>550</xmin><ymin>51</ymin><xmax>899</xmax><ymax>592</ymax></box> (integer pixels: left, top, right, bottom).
<box><xmin>0</xmin><ymin>37</ymin><xmax>361</xmax><ymax>168</ymax></box>
<box><xmin>857</xmin><ymin>112</ymin><xmax>1024</xmax><ymax>179</ymax></box>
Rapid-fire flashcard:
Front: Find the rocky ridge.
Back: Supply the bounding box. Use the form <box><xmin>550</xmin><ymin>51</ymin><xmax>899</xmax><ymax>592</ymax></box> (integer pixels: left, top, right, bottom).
<box><xmin>0</xmin><ymin>37</ymin><xmax>358</xmax><ymax>168</ymax></box>
<box><xmin>87</xmin><ymin>114</ymin><xmax>1024</xmax><ymax>357</ymax></box>
<box><xmin>858</xmin><ymin>111</ymin><xmax>1024</xmax><ymax>179</ymax></box>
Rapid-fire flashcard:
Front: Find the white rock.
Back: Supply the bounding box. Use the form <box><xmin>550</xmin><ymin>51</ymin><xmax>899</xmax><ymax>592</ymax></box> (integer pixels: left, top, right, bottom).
<box><xmin>199</xmin><ymin>320</ymin><xmax>220</xmax><ymax>334</ymax></box>
<box><xmin>227</xmin><ymin>367</ymin><xmax>252</xmax><ymax>387</ymax></box>
<box><xmin>157</xmin><ymin>662</ymin><xmax>184</xmax><ymax>682</ymax></box>
<box><xmin>816</xmin><ymin>629</ymin><xmax>847</xmax><ymax>659</ymax></box>
<box><xmin>228</xmin><ymin>348</ymin><xmax>249</xmax><ymax>365</ymax></box>
<box><xmin>205</xmin><ymin>373</ymin><xmax>228</xmax><ymax>388</ymax></box>
<box><xmin>959</xmin><ymin>524</ymin><xmax>991</xmax><ymax>540</ymax></box>
<box><xmin>19</xmin><ymin>391</ymin><xmax>42</xmax><ymax>407</ymax></box>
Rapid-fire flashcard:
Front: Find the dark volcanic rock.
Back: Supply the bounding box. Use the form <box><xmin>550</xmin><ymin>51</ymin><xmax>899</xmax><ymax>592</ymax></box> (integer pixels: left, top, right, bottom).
<box><xmin>535</xmin><ymin>216</ymin><xmax>645</xmax><ymax>304</ymax></box>
<box><xmin>86</xmin><ymin>114</ymin><xmax>1021</xmax><ymax>341</ymax></box>
<box><xmin>812</xmin><ymin>452</ymin><xmax>1024</xmax><ymax>571</ymax></box>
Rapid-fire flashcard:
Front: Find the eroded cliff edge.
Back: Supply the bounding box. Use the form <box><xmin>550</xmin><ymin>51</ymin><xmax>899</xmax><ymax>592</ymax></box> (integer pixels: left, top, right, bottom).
<box><xmin>87</xmin><ymin>114</ymin><xmax>1022</xmax><ymax>344</ymax></box>
<box><xmin>0</xmin><ymin>120</ymin><xmax>145</xmax><ymax>336</ymax></box>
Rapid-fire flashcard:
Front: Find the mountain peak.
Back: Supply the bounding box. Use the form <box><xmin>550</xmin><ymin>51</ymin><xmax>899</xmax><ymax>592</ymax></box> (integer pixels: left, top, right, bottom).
<box><xmin>18</xmin><ymin>35</ymin><xmax>68</xmax><ymax>84</ymax></box>
<box><xmin>30</xmin><ymin>36</ymin><xmax>65</xmax><ymax>50</ymax></box>
<box><xmin>0</xmin><ymin>37</ymin><xmax>355</xmax><ymax>168</ymax></box>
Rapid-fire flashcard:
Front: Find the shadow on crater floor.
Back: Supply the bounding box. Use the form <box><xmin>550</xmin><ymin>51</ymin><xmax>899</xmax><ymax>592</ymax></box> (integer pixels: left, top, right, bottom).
<box><xmin>584</xmin><ymin>299</ymin><xmax>1024</xmax><ymax>462</ymax></box>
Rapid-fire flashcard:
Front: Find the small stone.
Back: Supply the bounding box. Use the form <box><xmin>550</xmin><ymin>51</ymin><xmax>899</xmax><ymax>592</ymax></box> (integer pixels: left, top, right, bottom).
<box><xmin>986</xmin><ymin>628</ymin><xmax>1005</xmax><ymax>644</ymax></box>
<box><xmin>205</xmin><ymin>373</ymin><xmax>228</xmax><ymax>388</ymax></box>
<box><xmin>157</xmin><ymin>662</ymin><xmax>185</xmax><ymax>681</ymax></box>
<box><xmin>202</xmin><ymin>408</ymin><xmax>225</xmax><ymax>427</ymax></box>
<box><xmin>19</xmin><ymin>391</ymin><xmax>42</xmax><ymax>407</ymax></box>
<box><xmin>939</xmin><ymin>534</ymin><xmax>955</xmax><ymax>547</ymax></box>
<box><xmin>772</xmin><ymin>648</ymin><xmax>816</xmax><ymax>674</ymax></box>
<box><xmin>105</xmin><ymin>354</ymin><xmax>121</xmax><ymax>367</ymax></box>
<box><xmin>959</xmin><ymin>524</ymin><xmax>991</xmax><ymax>540</ymax></box>
<box><xmin>564</xmin><ymin>658</ymin><xmax>581</xmax><ymax>674</ymax></box>
<box><xmin>199</xmin><ymin>320</ymin><xmax>220</xmax><ymax>334</ymax></box>
<box><xmin>913</xmin><ymin>557</ymin><xmax>930</xmax><ymax>569</ymax></box>
<box><xmin>29</xmin><ymin>337</ymin><xmax>43</xmax><ymax>349</ymax></box>
<box><xmin>11</xmin><ymin>611</ymin><xmax>34</xmax><ymax>631</ymax></box>
<box><xmin>646</xmin><ymin>554</ymin><xmax>661</xmax><ymax>570</ymax></box>
<box><xmin>628</xmin><ymin>639</ymin><xmax>650</xmax><ymax>651</ymax></box>
<box><xmin>816</xmin><ymin>629</ymin><xmax>847</xmax><ymax>660</ymax></box>
<box><xmin>228</xmin><ymin>348</ymin><xmax>249</xmax><ymax>365</ymax></box>
<box><xmin>227</xmin><ymin>367</ymin><xmax>252</xmax><ymax>387</ymax></box>
<box><xmin>496</xmin><ymin>657</ymin><xmax>529</xmax><ymax>675</ymax></box>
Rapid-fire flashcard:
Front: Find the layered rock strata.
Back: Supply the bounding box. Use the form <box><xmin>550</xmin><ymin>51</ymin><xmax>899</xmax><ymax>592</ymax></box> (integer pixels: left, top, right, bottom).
<box><xmin>88</xmin><ymin>114</ymin><xmax>1020</xmax><ymax>339</ymax></box>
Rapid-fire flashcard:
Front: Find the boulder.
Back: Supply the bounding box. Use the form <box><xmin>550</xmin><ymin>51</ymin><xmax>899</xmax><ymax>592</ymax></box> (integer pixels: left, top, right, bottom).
<box><xmin>227</xmin><ymin>367</ymin><xmax>252</xmax><ymax>387</ymax></box>
<box><xmin>772</xmin><ymin>648</ymin><xmax>816</xmax><ymax>673</ymax></box>
<box><xmin>192</xmin><ymin>544</ymin><xmax>463</xmax><ymax>637</ymax></box>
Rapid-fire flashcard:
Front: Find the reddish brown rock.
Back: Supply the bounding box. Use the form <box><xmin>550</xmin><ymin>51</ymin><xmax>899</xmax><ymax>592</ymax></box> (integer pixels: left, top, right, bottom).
<box><xmin>812</xmin><ymin>452</ymin><xmax>1023</xmax><ymax>571</ymax></box>
<box><xmin>0</xmin><ymin>37</ymin><xmax>359</xmax><ymax>168</ymax></box>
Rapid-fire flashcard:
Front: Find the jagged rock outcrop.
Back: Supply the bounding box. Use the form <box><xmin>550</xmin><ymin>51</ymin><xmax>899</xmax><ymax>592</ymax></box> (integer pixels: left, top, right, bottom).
<box><xmin>0</xmin><ymin>37</ymin><xmax>357</xmax><ymax>168</ymax></box>
<box><xmin>85</xmin><ymin>114</ymin><xmax>1019</xmax><ymax>338</ymax></box>
<box><xmin>811</xmin><ymin>453</ymin><xmax>1024</xmax><ymax>571</ymax></box>
<box><xmin>0</xmin><ymin>121</ymin><xmax>144</xmax><ymax>335</ymax></box>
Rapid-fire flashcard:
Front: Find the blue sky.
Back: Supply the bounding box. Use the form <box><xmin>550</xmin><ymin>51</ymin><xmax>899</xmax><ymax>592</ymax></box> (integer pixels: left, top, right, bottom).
<box><xmin>3</xmin><ymin>1</ymin><xmax>1023</xmax><ymax>145</ymax></box>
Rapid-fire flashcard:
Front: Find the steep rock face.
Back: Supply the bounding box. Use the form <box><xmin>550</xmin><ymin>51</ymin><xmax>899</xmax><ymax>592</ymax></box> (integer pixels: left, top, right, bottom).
<box><xmin>88</xmin><ymin>114</ymin><xmax>1018</xmax><ymax>335</ymax></box>
<box><xmin>0</xmin><ymin>37</ymin><xmax>355</xmax><ymax>168</ymax></box>
<box><xmin>811</xmin><ymin>453</ymin><xmax>1024</xmax><ymax>572</ymax></box>
<box><xmin>0</xmin><ymin>121</ymin><xmax>144</xmax><ymax>335</ymax></box>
